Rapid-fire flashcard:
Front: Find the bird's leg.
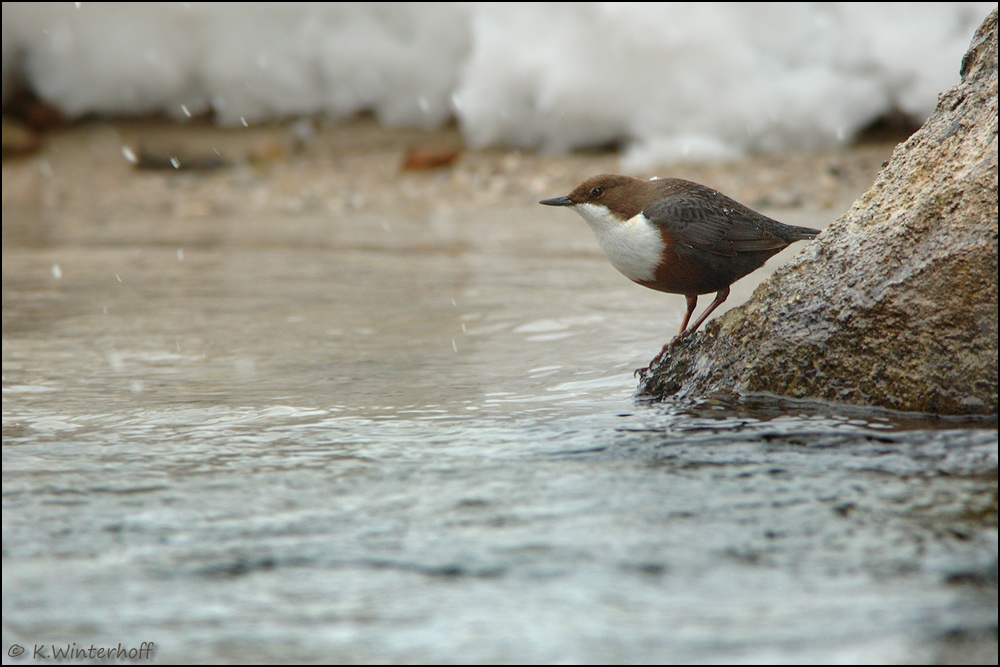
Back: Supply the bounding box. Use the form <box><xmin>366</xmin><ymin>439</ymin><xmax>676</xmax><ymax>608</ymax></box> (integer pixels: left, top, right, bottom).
<box><xmin>674</xmin><ymin>294</ymin><xmax>699</xmax><ymax>340</ymax></box>
<box><xmin>654</xmin><ymin>294</ymin><xmax>700</xmax><ymax>360</ymax></box>
<box><xmin>635</xmin><ymin>288</ymin><xmax>731</xmax><ymax>379</ymax></box>
<box><xmin>635</xmin><ymin>295</ymin><xmax>699</xmax><ymax>378</ymax></box>
<box><xmin>680</xmin><ymin>287</ymin><xmax>730</xmax><ymax>340</ymax></box>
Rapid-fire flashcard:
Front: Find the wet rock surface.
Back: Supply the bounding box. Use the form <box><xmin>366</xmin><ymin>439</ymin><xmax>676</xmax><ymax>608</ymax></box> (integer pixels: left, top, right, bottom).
<box><xmin>640</xmin><ymin>10</ymin><xmax>999</xmax><ymax>416</ymax></box>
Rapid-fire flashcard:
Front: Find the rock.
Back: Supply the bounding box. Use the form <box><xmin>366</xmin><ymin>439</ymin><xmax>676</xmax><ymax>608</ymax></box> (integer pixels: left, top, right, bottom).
<box><xmin>639</xmin><ymin>9</ymin><xmax>999</xmax><ymax>416</ymax></box>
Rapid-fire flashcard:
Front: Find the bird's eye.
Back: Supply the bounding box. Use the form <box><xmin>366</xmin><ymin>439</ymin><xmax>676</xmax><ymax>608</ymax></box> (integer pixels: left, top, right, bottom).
<box><xmin>590</xmin><ymin>187</ymin><xmax>603</xmax><ymax>199</ymax></box>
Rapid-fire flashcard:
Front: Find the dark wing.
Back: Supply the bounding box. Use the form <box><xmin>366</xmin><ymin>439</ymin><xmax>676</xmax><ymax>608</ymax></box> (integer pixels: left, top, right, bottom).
<box><xmin>643</xmin><ymin>184</ymin><xmax>793</xmax><ymax>256</ymax></box>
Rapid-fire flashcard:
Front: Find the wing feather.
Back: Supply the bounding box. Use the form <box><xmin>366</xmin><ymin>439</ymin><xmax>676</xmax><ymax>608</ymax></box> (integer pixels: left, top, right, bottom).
<box><xmin>643</xmin><ymin>184</ymin><xmax>791</xmax><ymax>256</ymax></box>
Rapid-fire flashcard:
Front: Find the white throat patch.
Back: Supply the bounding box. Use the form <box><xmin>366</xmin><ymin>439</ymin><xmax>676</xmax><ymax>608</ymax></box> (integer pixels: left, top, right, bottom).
<box><xmin>573</xmin><ymin>203</ymin><xmax>664</xmax><ymax>282</ymax></box>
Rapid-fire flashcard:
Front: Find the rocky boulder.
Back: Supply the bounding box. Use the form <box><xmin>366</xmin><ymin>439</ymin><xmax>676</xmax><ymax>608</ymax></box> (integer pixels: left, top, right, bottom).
<box><xmin>640</xmin><ymin>9</ymin><xmax>999</xmax><ymax>416</ymax></box>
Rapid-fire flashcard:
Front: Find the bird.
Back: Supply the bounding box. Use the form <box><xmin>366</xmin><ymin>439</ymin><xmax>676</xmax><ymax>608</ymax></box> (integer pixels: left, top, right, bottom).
<box><xmin>539</xmin><ymin>174</ymin><xmax>820</xmax><ymax>376</ymax></box>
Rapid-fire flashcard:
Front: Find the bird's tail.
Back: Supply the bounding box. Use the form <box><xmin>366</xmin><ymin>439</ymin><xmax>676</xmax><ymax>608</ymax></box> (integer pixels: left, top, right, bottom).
<box><xmin>788</xmin><ymin>225</ymin><xmax>822</xmax><ymax>241</ymax></box>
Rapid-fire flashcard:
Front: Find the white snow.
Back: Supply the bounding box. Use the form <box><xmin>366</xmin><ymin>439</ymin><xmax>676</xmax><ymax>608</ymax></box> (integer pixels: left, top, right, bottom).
<box><xmin>1</xmin><ymin>3</ymin><xmax>993</xmax><ymax>167</ymax></box>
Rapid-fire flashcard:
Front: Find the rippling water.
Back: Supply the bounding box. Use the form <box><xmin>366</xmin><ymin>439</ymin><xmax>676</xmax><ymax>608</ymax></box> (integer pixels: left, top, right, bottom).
<box><xmin>3</xmin><ymin>202</ymin><xmax>997</xmax><ymax>663</ymax></box>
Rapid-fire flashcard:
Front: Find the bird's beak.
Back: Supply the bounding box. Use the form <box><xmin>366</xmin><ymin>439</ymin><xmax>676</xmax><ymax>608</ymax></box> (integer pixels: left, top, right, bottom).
<box><xmin>539</xmin><ymin>196</ymin><xmax>574</xmax><ymax>207</ymax></box>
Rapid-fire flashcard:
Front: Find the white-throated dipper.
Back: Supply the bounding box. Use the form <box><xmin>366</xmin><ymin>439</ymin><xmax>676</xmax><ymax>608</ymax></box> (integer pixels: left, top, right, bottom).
<box><xmin>540</xmin><ymin>174</ymin><xmax>820</xmax><ymax>375</ymax></box>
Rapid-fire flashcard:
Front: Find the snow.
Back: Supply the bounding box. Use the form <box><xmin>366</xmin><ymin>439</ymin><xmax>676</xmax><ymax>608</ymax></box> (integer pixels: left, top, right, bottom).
<box><xmin>2</xmin><ymin>2</ymin><xmax>994</xmax><ymax>167</ymax></box>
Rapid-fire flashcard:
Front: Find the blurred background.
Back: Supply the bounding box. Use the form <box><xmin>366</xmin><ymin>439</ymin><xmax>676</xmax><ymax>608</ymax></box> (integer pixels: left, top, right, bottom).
<box><xmin>2</xmin><ymin>3</ymin><xmax>993</xmax><ymax>165</ymax></box>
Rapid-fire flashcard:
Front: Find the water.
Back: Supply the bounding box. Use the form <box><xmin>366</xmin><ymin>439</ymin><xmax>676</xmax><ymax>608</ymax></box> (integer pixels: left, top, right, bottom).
<box><xmin>3</xmin><ymin>195</ymin><xmax>997</xmax><ymax>663</ymax></box>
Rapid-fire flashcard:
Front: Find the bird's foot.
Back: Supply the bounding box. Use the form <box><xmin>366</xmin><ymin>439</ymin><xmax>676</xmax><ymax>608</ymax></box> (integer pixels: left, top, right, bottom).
<box><xmin>634</xmin><ymin>336</ymin><xmax>682</xmax><ymax>379</ymax></box>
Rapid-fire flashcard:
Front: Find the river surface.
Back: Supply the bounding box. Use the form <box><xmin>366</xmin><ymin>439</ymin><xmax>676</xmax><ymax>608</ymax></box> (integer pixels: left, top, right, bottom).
<box><xmin>3</xmin><ymin>194</ymin><xmax>997</xmax><ymax>663</ymax></box>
